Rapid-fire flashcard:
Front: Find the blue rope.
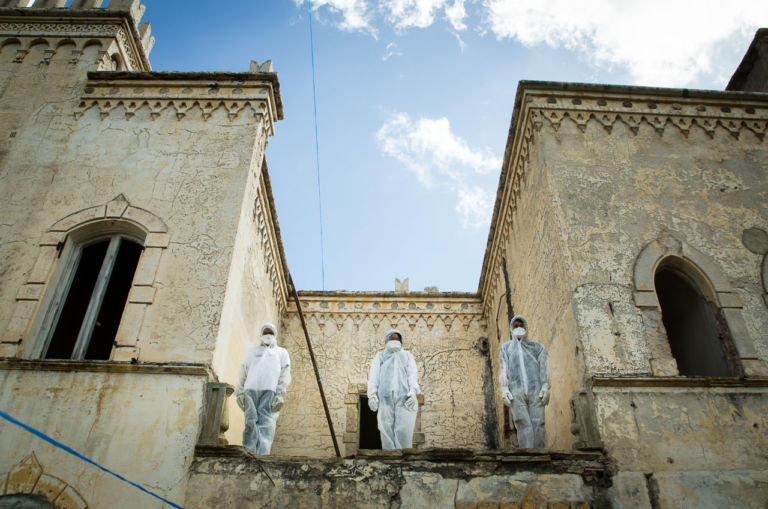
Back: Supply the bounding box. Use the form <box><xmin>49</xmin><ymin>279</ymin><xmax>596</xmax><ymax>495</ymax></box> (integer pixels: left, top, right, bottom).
<box><xmin>307</xmin><ymin>0</ymin><xmax>327</xmax><ymax>377</ymax></box>
<box><xmin>0</xmin><ymin>409</ymin><xmax>184</xmax><ymax>509</ymax></box>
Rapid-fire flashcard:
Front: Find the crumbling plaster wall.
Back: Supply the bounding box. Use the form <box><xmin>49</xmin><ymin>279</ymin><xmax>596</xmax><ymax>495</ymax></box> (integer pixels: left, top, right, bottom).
<box><xmin>260</xmin><ymin>294</ymin><xmax>490</xmax><ymax>457</ymax></box>
<box><xmin>483</xmin><ymin>131</ymin><xmax>586</xmax><ymax>451</ymax></box>
<box><xmin>185</xmin><ymin>452</ymin><xmax>603</xmax><ymax>509</ymax></box>
<box><xmin>537</xmin><ymin>111</ymin><xmax>768</xmax><ymax>375</ymax></box>
<box><xmin>0</xmin><ymin>4</ymin><xmax>151</xmax><ymax>347</ymax></box>
<box><xmin>0</xmin><ymin>39</ymin><xmax>111</xmax><ymax>349</ymax></box>
<box><xmin>0</xmin><ymin>67</ymin><xmax>275</xmax><ymax>364</ymax></box>
<box><xmin>215</xmin><ymin>164</ymin><xmax>287</xmax><ymax>445</ymax></box>
<box><xmin>0</xmin><ymin>367</ymin><xmax>205</xmax><ymax>509</ymax></box>
<box><xmin>594</xmin><ymin>384</ymin><xmax>768</xmax><ymax>508</ymax></box>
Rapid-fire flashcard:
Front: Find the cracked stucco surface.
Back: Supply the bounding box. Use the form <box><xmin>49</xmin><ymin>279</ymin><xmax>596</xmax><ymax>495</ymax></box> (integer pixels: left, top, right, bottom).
<box><xmin>265</xmin><ymin>308</ymin><xmax>490</xmax><ymax>457</ymax></box>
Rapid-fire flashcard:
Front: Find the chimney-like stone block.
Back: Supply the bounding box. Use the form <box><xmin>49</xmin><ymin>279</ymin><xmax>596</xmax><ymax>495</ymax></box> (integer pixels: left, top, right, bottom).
<box><xmin>107</xmin><ymin>0</ymin><xmax>145</xmax><ymax>26</ymax></box>
<box><xmin>70</xmin><ymin>0</ymin><xmax>104</xmax><ymax>8</ymax></box>
<box><xmin>29</xmin><ymin>0</ymin><xmax>67</xmax><ymax>7</ymax></box>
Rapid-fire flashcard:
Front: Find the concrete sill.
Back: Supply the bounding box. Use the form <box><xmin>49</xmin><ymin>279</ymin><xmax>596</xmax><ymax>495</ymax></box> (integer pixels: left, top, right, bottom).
<box><xmin>0</xmin><ymin>358</ymin><xmax>211</xmax><ymax>376</ymax></box>
<box><xmin>194</xmin><ymin>445</ymin><xmax>608</xmax><ymax>481</ymax></box>
<box><xmin>591</xmin><ymin>376</ymin><xmax>768</xmax><ymax>388</ymax></box>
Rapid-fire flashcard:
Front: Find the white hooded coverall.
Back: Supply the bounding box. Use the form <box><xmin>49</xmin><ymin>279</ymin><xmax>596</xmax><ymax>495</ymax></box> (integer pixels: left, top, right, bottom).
<box><xmin>236</xmin><ymin>323</ymin><xmax>291</xmax><ymax>455</ymax></box>
<box><xmin>367</xmin><ymin>329</ymin><xmax>420</xmax><ymax>449</ymax></box>
<box><xmin>499</xmin><ymin>315</ymin><xmax>550</xmax><ymax>449</ymax></box>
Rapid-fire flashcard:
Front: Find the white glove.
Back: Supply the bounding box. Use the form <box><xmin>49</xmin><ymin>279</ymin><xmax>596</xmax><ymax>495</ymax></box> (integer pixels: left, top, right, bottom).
<box><xmin>501</xmin><ymin>388</ymin><xmax>513</xmax><ymax>407</ymax></box>
<box><xmin>538</xmin><ymin>383</ymin><xmax>550</xmax><ymax>406</ymax></box>
<box><xmin>236</xmin><ymin>392</ymin><xmax>246</xmax><ymax>411</ymax></box>
<box><xmin>271</xmin><ymin>392</ymin><xmax>284</xmax><ymax>412</ymax></box>
<box><xmin>368</xmin><ymin>394</ymin><xmax>379</xmax><ymax>412</ymax></box>
<box><xmin>404</xmin><ymin>391</ymin><xmax>418</xmax><ymax>412</ymax></box>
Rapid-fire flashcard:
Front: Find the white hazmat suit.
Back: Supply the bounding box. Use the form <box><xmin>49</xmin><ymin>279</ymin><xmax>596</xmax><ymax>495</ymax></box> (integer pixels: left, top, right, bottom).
<box><xmin>367</xmin><ymin>329</ymin><xmax>420</xmax><ymax>450</ymax></box>
<box><xmin>499</xmin><ymin>315</ymin><xmax>550</xmax><ymax>449</ymax></box>
<box><xmin>235</xmin><ymin>323</ymin><xmax>291</xmax><ymax>455</ymax></box>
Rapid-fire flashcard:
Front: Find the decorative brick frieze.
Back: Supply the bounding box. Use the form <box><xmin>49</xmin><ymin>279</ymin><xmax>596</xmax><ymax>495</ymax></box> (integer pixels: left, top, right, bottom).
<box><xmin>75</xmin><ymin>74</ymin><xmax>281</xmax><ymax>129</ymax></box>
<box><xmin>289</xmin><ymin>292</ymin><xmax>485</xmax><ymax>331</ymax></box>
<box><xmin>253</xmin><ymin>178</ymin><xmax>289</xmax><ymax>316</ymax></box>
<box><xmin>479</xmin><ymin>84</ymin><xmax>768</xmax><ymax>316</ymax></box>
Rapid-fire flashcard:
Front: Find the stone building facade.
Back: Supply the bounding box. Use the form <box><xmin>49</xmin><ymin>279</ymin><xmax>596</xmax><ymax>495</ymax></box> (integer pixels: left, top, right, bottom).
<box><xmin>0</xmin><ymin>2</ymin><xmax>766</xmax><ymax>508</ymax></box>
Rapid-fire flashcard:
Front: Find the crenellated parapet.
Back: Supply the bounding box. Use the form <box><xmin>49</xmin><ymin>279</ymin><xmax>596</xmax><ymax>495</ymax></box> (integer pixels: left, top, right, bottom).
<box><xmin>478</xmin><ymin>82</ymin><xmax>768</xmax><ymax>316</ymax></box>
<box><xmin>288</xmin><ymin>292</ymin><xmax>485</xmax><ymax>332</ymax></box>
<box><xmin>0</xmin><ymin>0</ymin><xmax>152</xmax><ymax>70</ymax></box>
<box><xmin>74</xmin><ymin>70</ymin><xmax>283</xmax><ymax>130</ymax></box>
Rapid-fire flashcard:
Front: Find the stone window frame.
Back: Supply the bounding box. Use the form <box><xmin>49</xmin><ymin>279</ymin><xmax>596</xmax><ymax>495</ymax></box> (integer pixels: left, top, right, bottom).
<box><xmin>343</xmin><ymin>383</ymin><xmax>425</xmax><ymax>456</ymax></box>
<box><xmin>0</xmin><ymin>195</ymin><xmax>169</xmax><ymax>363</ymax></box>
<box><xmin>633</xmin><ymin>233</ymin><xmax>766</xmax><ymax>377</ymax></box>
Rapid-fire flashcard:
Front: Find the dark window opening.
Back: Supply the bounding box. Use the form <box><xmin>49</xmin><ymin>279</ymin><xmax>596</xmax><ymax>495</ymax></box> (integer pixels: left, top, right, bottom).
<box><xmin>45</xmin><ymin>240</ymin><xmax>108</xmax><ymax>359</ymax></box>
<box><xmin>44</xmin><ymin>236</ymin><xmax>142</xmax><ymax>360</ymax></box>
<box><xmin>0</xmin><ymin>494</ymin><xmax>57</xmax><ymax>509</ymax></box>
<box><xmin>358</xmin><ymin>395</ymin><xmax>382</xmax><ymax>450</ymax></box>
<box><xmin>655</xmin><ymin>268</ymin><xmax>733</xmax><ymax>377</ymax></box>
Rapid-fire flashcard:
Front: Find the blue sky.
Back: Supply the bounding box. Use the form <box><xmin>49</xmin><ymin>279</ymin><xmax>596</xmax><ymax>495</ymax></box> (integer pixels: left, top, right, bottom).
<box><xmin>140</xmin><ymin>0</ymin><xmax>768</xmax><ymax>293</ymax></box>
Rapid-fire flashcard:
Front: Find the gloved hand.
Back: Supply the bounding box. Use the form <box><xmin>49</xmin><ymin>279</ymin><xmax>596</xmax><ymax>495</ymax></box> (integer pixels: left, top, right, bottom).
<box><xmin>538</xmin><ymin>383</ymin><xmax>550</xmax><ymax>406</ymax></box>
<box><xmin>404</xmin><ymin>391</ymin><xmax>418</xmax><ymax>412</ymax></box>
<box><xmin>368</xmin><ymin>394</ymin><xmax>379</xmax><ymax>412</ymax></box>
<box><xmin>236</xmin><ymin>392</ymin><xmax>246</xmax><ymax>411</ymax></box>
<box><xmin>501</xmin><ymin>388</ymin><xmax>513</xmax><ymax>407</ymax></box>
<box><xmin>271</xmin><ymin>392</ymin><xmax>284</xmax><ymax>412</ymax></box>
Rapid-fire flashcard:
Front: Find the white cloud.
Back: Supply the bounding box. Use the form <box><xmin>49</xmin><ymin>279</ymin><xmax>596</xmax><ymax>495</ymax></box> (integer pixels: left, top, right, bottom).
<box><xmin>296</xmin><ymin>0</ymin><xmax>376</xmax><ymax>34</ymax></box>
<box><xmin>382</xmin><ymin>41</ymin><xmax>404</xmax><ymax>61</ymax></box>
<box><xmin>457</xmin><ymin>186</ymin><xmax>494</xmax><ymax>228</ymax></box>
<box><xmin>383</xmin><ymin>0</ymin><xmax>469</xmax><ymax>31</ymax></box>
<box><xmin>377</xmin><ymin>112</ymin><xmax>501</xmax><ymax>227</ymax></box>
<box><xmin>482</xmin><ymin>0</ymin><xmax>768</xmax><ymax>86</ymax></box>
<box><xmin>296</xmin><ymin>1</ymin><xmax>767</xmax><ymax>87</ymax></box>
<box><xmin>295</xmin><ymin>0</ymin><xmax>469</xmax><ymax>34</ymax></box>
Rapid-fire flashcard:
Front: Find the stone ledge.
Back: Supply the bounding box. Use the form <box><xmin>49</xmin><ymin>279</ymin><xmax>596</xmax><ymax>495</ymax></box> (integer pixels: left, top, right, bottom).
<box><xmin>194</xmin><ymin>445</ymin><xmax>608</xmax><ymax>479</ymax></box>
<box><xmin>0</xmin><ymin>358</ymin><xmax>212</xmax><ymax>376</ymax></box>
<box><xmin>591</xmin><ymin>376</ymin><xmax>768</xmax><ymax>388</ymax></box>
<box><xmin>189</xmin><ymin>447</ymin><xmax>605</xmax><ymax>508</ymax></box>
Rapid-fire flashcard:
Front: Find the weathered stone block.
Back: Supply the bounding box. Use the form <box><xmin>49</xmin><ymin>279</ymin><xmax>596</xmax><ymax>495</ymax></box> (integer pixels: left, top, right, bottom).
<box><xmin>15</xmin><ymin>283</ymin><xmax>43</xmax><ymax>301</ymax></box>
<box><xmin>607</xmin><ymin>472</ymin><xmax>652</xmax><ymax>509</ymax></box>
<box><xmin>633</xmin><ymin>291</ymin><xmax>659</xmax><ymax>309</ymax></box>
<box><xmin>6</xmin><ymin>454</ymin><xmax>42</xmax><ymax>495</ymax></box>
<box><xmin>400</xmin><ymin>472</ymin><xmax>458</xmax><ymax>509</ymax></box>
<box><xmin>27</xmin><ymin>246</ymin><xmax>58</xmax><ymax>284</ymax></box>
<box><xmin>133</xmin><ymin>247</ymin><xmax>163</xmax><ymax>285</ymax></box>
<box><xmin>128</xmin><ymin>285</ymin><xmax>155</xmax><ymax>304</ymax></box>
<box><xmin>32</xmin><ymin>473</ymin><xmax>66</xmax><ymax>502</ymax></box>
<box><xmin>123</xmin><ymin>206</ymin><xmax>167</xmax><ymax>233</ymax></box>
<box><xmin>52</xmin><ymin>486</ymin><xmax>88</xmax><ymax>509</ymax></box>
<box><xmin>716</xmin><ymin>291</ymin><xmax>743</xmax><ymax>308</ymax></box>
<box><xmin>51</xmin><ymin>206</ymin><xmax>105</xmax><ymax>231</ymax></box>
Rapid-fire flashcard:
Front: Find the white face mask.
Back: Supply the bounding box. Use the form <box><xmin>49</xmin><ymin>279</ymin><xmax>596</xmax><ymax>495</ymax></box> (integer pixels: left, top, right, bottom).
<box><xmin>512</xmin><ymin>327</ymin><xmax>526</xmax><ymax>339</ymax></box>
<box><xmin>385</xmin><ymin>340</ymin><xmax>402</xmax><ymax>352</ymax></box>
<box><xmin>262</xmin><ymin>334</ymin><xmax>276</xmax><ymax>347</ymax></box>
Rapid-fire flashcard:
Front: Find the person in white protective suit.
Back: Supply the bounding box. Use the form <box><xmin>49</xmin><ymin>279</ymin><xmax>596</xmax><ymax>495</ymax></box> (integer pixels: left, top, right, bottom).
<box><xmin>367</xmin><ymin>329</ymin><xmax>420</xmax><ymax>450</ymax></box>
<box><xmin>235</xmin><ymin>322</ymin><xmax>291</xmax><ymax>455</ymax></box>
<box><xmin>499</xmin><ymin>315</ymin><xmax>550</xmax><ymax>449</ymax></box>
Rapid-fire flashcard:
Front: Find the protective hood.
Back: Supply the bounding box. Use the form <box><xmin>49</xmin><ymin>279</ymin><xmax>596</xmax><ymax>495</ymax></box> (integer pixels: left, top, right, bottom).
<box><xmin>384</xmin><ymin>329</ymin><xmax>404</xmax><ymax>344</ymax></box>
<box><xmin>260</xmin><ymin>322</ymin><xmax>277</xmax><ymax>346</ymax></box>
<box><xmin>510</xmin><ymin>315</ymin><xmax>528</xmax><ymax>340</ymax></box>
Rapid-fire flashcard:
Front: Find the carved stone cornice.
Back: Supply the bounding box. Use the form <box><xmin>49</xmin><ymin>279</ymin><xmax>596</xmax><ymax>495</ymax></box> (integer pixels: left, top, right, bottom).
<box><xmin>479</xmin><ymin>82</ymin><xmax>768</xmax><ymax>315</ymax></box>
<box><xmin>288</xmin><ymin>292</ymin><xmax>485</xmax><ymax>331</ymax></box>
<box><xmin>526</xmin><ymin>91</ymin><xmax>767</xmax><ymax>139</ymax></box>
<box><xmin>75</xmin><ymin>72</ymin><xmax>282</xmax><ymax>128</ymax></box>
<box><xmin>0</xmin><ymin>8</ymin><xmax>150</xmax><ymax>70</ymax></box>
<box><xmin>253</xmin><ymin>170</ymin><xmax>289</xmax><ymax>316</ymax></box>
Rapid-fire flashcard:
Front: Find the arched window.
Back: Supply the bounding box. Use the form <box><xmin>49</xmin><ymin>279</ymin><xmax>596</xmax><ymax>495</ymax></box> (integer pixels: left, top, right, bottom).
<box><xmin>40</xmin><ymin>231</ymin><xmax>143</xmax><ymax>360</ymax></box>
<box><xmin>654</xmin><ymin>261</ymin><xmax>734</xmax><ymax>377</ymax></box>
